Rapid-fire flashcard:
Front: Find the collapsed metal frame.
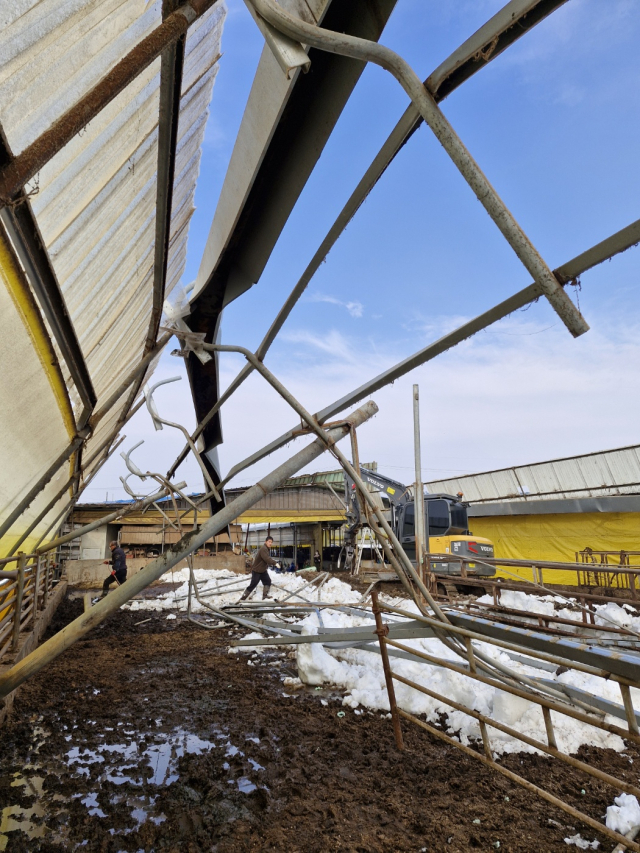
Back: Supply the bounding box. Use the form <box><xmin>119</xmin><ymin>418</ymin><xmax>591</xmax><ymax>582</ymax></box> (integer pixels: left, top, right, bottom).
<box><xmin>1</xmin><ymin>0</ymin><xmax>638</xmax><ymax>551</ymax></box>
<box><xmin>0</xmin><ymin>1</ymin><xmax>639</xmax><ymax>843</ymax></box>
<box><xmin>2</xmin><ymin>331</ymin><xmax>640</xmax><ymax>845</ymax></box>
<box><xmin>222</xmin><ymin>571</ymin><xmax>640</xmax><ymax>849</ymax></box>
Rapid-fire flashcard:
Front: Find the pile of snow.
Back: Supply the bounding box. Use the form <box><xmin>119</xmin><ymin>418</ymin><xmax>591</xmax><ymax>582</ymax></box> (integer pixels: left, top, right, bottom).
<box><xmin>476</xmin><ymin>589</ymin><xmax>640</xmax><ymax>637</ymax></box>
<box><xmin>127</xmin><ymin>570</ymin><xmax>639</xmax><ymax>757</ymax></box>
<box><xmin>291</xmin><ymin>608</ymin><xmax>629</xmax><ymax>756</ymax></box>
<box><xmin>606</xmin><ymin>793</ymin><xmax>640</xmax><ymax>837</ymax></box>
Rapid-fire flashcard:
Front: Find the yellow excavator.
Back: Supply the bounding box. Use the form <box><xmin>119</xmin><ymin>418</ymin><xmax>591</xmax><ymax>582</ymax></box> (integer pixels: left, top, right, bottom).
<box><xmin>342</xmin><ymin>468</ymin><xmax>495</xmax><ymax>580</ymax></box>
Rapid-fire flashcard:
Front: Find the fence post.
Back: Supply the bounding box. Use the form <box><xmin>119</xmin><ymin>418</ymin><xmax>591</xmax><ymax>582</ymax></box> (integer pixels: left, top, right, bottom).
<box><xmin>11</xmin><ymin>552</ymin><xmax>27</xmax><ymax>651</ymax></box>
<box><xmin>371</xmin><ymin>587</ymin><xmax>404</xmax><ymax>750</ymax></box>
<box><xmin>43</xmin><ymin>557</ymin><xmax>51</xmax><ymax>606</ymax></box>
<box><xmin>33</xmin><ymin>555</ymin><xmax>43</xmax><ymax>624</ymax></box>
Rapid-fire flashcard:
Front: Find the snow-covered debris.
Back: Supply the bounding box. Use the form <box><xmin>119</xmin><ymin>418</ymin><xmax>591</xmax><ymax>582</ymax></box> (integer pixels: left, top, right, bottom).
<box><xmin>125</xmin><ymin>569</ymin><xmax>638</xmax><ymax>757</ymax></box>
<box><xmin>606</xmin><ymin>793</ymin><xmax>640</xmax><ymax>837</ymax></box>
<box><xmin>563</xmin><ymin>834</ymin><xmax>599</xmax><ymax>849</ymax></box>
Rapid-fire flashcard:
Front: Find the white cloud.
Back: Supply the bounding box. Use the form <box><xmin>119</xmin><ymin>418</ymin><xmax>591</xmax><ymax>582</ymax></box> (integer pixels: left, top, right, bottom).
<box><xmin>308</xmin><ymin>293</ymin><xmax>364</xmax><ymax>318</ymax></box>
<box><xmin>87</xmin><ymin>315</ymin><xmax>640</xmax><ymax>501</ymax></box>
<box><xmin>215</xmin><ymin>315</ymin><xmax>640</xmax><ymax>487</ymax></box>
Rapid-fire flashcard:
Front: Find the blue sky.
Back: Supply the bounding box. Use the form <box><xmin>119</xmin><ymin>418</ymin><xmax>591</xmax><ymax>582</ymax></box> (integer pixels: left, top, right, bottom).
<box><xmin>86</xmin><ymin>0</ymin><xmax>640</xmax><ymax>500</ymax></box>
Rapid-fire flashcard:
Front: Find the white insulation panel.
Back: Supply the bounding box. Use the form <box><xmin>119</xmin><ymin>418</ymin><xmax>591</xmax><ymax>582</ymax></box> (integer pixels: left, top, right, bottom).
<box><xmin>0</xmin><ymin>0</ymin><xmax>226</xmax><ymax>548</ymax></box>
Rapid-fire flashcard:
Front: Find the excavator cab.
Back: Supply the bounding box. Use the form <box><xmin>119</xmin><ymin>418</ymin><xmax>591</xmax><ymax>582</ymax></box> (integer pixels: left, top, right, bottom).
<box><xmin>399</xmin><ymin>495</ymin><xmax>495</xmax><ymax>576</ymax></box>
<box><xmin>342</xmin><ymin>468</ymin><xmax>495</xmax><ymax>578</ymax></box>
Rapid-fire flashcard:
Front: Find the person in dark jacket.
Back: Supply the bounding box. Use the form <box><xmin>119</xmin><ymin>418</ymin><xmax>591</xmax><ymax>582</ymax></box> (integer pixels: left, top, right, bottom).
<box><xmin>100</xmin><ymin>541</ymin><xmax>127</xmax><ymax>598</ymax></box>
<box><xmin>240</xmin><ymin>536</ymin><xmax>279</xmax><ymax>600</ymax></box>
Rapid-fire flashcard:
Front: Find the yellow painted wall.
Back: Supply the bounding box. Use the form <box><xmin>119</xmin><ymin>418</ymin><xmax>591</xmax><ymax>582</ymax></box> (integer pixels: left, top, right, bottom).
<box><xmin>470</xmin><ymin>512</ymin><xmax>640</xmax><ymax>585</ymax></box>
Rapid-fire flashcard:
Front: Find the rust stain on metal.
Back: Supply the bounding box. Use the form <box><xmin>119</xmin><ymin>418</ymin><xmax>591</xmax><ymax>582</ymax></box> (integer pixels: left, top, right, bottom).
<box><xmin>0</xmin><ymin>0</ymin><xmax>217</xmax><ymax>205</ymax></box>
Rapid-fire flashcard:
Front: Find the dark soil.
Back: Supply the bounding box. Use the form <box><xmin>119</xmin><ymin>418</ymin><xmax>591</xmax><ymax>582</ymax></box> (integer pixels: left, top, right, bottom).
<box><xmin>1</xmin><ymin>595</ymin><xmax>639</xmax><ymax>852</ymax></box>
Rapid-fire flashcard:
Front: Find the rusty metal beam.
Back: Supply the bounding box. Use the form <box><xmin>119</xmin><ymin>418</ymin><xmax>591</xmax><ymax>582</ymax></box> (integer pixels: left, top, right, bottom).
<box><xmin>146</xmin><ymin>2</ymin><xmax>187</xmax><ymax>352</ymax></box>
<box><xmin>0</xmin><ymin>0</ymin><xmax>218</xmax><ymax>206</ymax></box>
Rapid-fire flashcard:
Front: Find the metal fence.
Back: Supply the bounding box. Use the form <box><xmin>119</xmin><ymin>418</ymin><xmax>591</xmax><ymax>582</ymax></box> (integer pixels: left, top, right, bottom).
<box><xmin>0</xmin><ymin>552</ymin><xmax>59</xmax><ymax>661</ymax></box>
<box><xmin>369</xmin><ymin>588</ymin><xmax>640</xmax><ymax>851</ymax></box>
<box><xmin>424</xmin><ymin>553</ymin><xmax>640</xmax><ymax>601</ymax></box>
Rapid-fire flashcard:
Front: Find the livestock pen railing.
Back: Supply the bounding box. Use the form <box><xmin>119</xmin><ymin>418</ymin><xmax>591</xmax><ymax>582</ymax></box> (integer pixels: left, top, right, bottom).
<box><xmin>426</xmin><ymin>553</ymin><xmax>640</xmax><ymax>601</ymax></box>
<box><xmin>0</xmin><ymin>552</ymin><xmax>60</xmax><ymax>661</ymax></box>
<box><xmin>369</xmin><ymin>588</ymin><xmax>640</xmax><ymax>852</ymax></box>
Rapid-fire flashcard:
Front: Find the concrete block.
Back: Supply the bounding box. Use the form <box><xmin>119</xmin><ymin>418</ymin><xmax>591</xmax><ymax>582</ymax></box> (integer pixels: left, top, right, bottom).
<box><xmin>64</xmin><ymin>553</ymin><xmax>247</xmax><ymax>588</ymax></box>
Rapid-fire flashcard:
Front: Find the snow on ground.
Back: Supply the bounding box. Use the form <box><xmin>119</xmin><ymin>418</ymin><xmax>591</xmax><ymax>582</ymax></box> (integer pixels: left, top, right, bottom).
<box><xmin>126</xmin><ymin>569</ymin><xmax>639</xmax><ymax>757</ymax></box>
<box><xmin>476</xmin><ymin>589</ymin><xmax>640</xmax><ymax>636</ymax></box>
<box><xmin>123</xmin><ymin>567</ymin><xmax>360</xmax><ymax>614</ymax></box>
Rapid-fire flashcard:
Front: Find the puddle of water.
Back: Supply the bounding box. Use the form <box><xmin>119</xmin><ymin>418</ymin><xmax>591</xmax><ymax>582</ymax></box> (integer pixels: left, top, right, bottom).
<box><xmin>236</xmin><ymin>777</ymin><xmax>257</xmax><ymax>794</ymax></box>
<box><xmin>81</xmin><ymin>793</ymin><xmax>107</xmax><ymax>818</ymax></box>
<box><xmin>1</xmin><ymin>722</ymin><xmax>265</xmax><ymax>848</ymax></box>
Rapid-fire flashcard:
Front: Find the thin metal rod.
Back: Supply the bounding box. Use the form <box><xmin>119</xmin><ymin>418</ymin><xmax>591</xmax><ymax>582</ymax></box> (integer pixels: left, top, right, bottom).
<box><xmin>32</xmin><ymin>556</ymin><xmax>43</xmax><ymax>625</ymax></box>
<box><xmin>10</xmin><ymin>553</ymin><xmax>26</xmax><ymax>651</ymax></box>
<box><xmin>0</xmin><ymin>401</ymin><xmax>378</xmax><ymax>697</ymax></box>
<box><xmin>372</xmin><ymin>588</ymin><xmax>404</xmax><ymax>750</ymax></box>
<box><xmin>620</xmin><ymin>683</ymin><xmax>640</xmax><ymax>737</ymax></box>
<box><xmin>542</xmin><ymin>706</ymin><xmax>557</xmax><ymax>750</ymax></box>
<box><xmin>412</xmin><ymin>384</ymin><xmax>426</xmax><ymax>587</ymax></box>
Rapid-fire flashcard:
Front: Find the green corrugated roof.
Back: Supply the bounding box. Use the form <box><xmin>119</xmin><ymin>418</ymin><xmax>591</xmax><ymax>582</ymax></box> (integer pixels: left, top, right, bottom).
<box><xmin>282</xmin><ymin>463</ymin><xmax>377</xmax><ymax>489</ymax></box>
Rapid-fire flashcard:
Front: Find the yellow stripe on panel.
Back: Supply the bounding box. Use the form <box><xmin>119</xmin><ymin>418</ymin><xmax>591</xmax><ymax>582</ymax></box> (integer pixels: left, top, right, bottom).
<box><xmin>0</xmin><ymin>228</ymin><xmax>75</xmax><ymax>440</ymax></box>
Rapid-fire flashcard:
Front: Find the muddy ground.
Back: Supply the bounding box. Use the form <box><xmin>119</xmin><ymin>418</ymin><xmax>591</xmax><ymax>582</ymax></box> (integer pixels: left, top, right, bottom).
<box><xmin>1</xmin><ymin>593</ymin><xmax>639</xmax><ymax>852</ymax></box>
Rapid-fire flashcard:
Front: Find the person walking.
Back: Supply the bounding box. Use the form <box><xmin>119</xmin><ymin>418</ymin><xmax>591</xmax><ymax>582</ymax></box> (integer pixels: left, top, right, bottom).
<box><xmin>313</xmin><ymin>549</ymin><xmax>321</xmax><ymax>571</ymax></box>
<box><xmin>99</xmin><ymin>540</ymin><xmax>127</xmax><ymax>599</ymax></box>
<box><xmin>240</xmin><ymin>536</ymin><xmax>279</xmax><ymax>600</ymax></box>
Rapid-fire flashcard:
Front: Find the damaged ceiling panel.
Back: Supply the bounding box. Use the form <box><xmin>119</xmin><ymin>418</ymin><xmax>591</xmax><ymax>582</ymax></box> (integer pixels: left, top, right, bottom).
<box><xmin>0</xmin><ymin>0</ymin><xmax>226</xmax><ymax>554</ymax></box>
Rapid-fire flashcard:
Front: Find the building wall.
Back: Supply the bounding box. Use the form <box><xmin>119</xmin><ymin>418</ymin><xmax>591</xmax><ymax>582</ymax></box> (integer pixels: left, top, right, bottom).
<box><xmin>65</xmin><ymin>553</ymin><xmax>246</xmax><ymax>586</ymax></box>
<box><xmin>79</xmin><ymin>527</ymin><xmax>109</xmax><ymax>561</ymax></box>
<box><xmin>471</xmin><ymin>511</ymin><xmax>640</xmax><ymax>584</ymax></box>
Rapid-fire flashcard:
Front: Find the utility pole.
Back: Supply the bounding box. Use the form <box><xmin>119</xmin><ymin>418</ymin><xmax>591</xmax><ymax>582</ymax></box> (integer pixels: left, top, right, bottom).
<box><xmin>413</xmin><ymin>385</ymin><xmax>427</xmax><ymax>589</ymax></box>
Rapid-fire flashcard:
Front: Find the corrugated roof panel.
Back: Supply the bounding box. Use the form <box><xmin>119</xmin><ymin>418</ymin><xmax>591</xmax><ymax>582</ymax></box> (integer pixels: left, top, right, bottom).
<box><xmin>0</xmin><ymin>0</ymin><xmax>161</xmax><ymax>156</ymax></box>
<box><xmin>0</xmin><ymin>1</ymin><xmax>226</xmax><ymax>551</ymax></box>
<box><xmin>426</xmin><ymin>445</ymin><xmax>640</xmax><ymax>503</ymax></box>
<box><xmin>602</xmin><ymin>449</ymin><xmax>640</xmax><ymax>488</ymax></box>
